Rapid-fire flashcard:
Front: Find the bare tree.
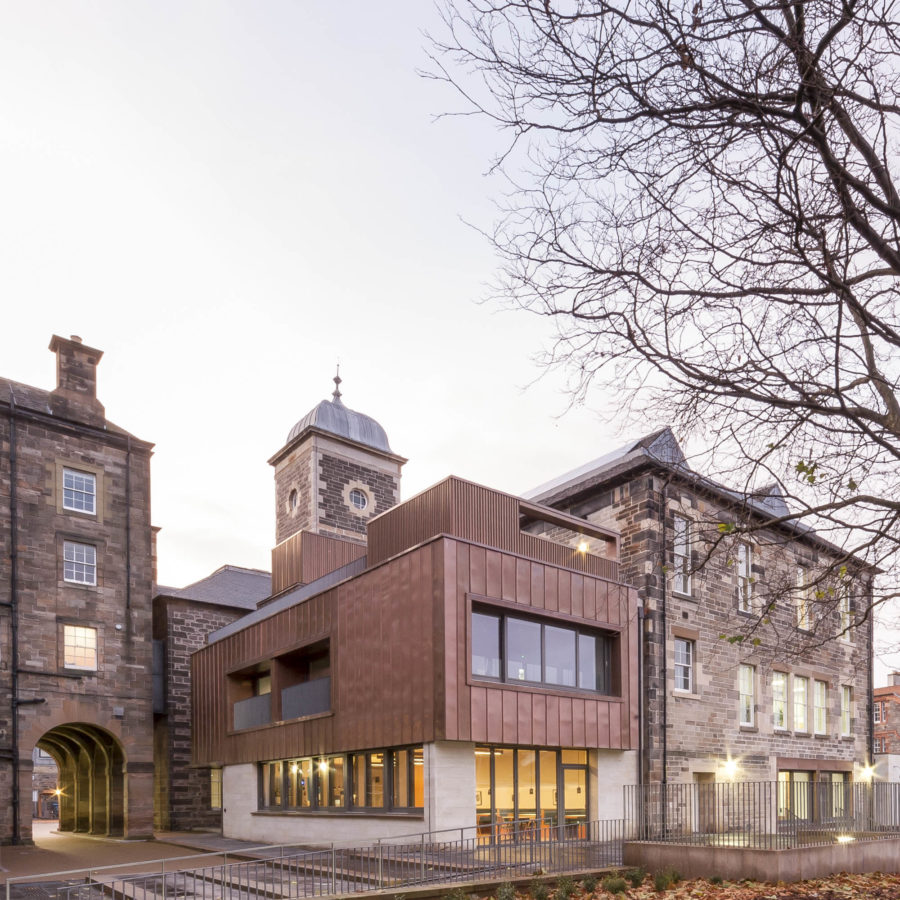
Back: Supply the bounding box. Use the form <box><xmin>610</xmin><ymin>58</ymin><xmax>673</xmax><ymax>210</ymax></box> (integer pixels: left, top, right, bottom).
<box><xmin>430</xmin><ymin>0</ymin><xmax>900</xmax><ymax>642</ymax></box>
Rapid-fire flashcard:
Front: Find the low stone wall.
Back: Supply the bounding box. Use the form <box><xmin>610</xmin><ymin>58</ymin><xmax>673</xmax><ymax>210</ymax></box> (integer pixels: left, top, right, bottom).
<box><xmin>624</xmin><ymin>838</ymin><xmax>900</xmax><ymax>883</ymax></box>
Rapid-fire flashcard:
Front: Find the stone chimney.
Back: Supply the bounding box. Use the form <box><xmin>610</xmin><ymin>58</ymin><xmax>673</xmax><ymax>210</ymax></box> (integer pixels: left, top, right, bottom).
<box><xmin>49</xmin><ymin>334</ymin><xmax>105</xmax><ymax>425</ymax></box>
<box><xmin>891</xmin><ymin>672</ymin><xmax>900</xmax><ymax>687</ymax></box>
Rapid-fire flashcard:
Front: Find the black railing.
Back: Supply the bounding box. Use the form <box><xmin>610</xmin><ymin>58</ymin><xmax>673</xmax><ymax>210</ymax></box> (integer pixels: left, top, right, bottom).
<box><xmin>625</xmin><ymin>781</ymin><xmax>900</xmax><ymax>849</ymax></box>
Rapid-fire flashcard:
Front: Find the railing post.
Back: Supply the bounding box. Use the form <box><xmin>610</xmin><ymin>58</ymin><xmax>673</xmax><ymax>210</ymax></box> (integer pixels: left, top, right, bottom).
<box><xmin>377</xmin><ymin>840</ymin><xmax>383</xmax><ymax>890</ymax></box>
<box><xmin>420</xmin><ymin>833</ymin><xmax>425</xmax><ymax>884</ymax></box>
<box><xmin>160</xmin><ymin>860</ymin><xmax>165</xmax><ymax>900</ymax></box>
<box><xmin>330</xmin><ymin>843</ymin><xmax>336</xmax><ymax>895</ymax></box>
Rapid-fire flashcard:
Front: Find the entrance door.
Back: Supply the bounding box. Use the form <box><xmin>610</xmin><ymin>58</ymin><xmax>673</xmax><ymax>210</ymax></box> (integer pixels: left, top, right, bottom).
<box><xmin>693</xmin><ymin>772</ymin><xmax>716</xmax><ymax>834</ymax></box>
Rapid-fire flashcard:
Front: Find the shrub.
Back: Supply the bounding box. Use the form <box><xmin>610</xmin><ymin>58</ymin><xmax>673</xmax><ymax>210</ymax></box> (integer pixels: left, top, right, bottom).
<box><xmin>653</xmin><ymin>872</ymin><xmax>672</xmax><ymax>893</ymax></box>
<box><xmin>662</xmin><ymin>868</ymin><xmax>682</xmax><ymax>885</ymax></box>
<box><xmin>530</xmin><ymin>879</ymin><xmax>550</xmax><ymax>900</ymax></box>
<box><xmin>443</xmin><ymin>888</ymin><xmax>471</xmax><ymax>900</ymax></box>
<box><xmin>625</xmin><ymin>868</ymin><xmax>646</xmax><ymax>888</ymax></box>
<box><xmin>600</xmin><ymin>876</ymin><xmax>627</xmax><ymax>895</ymax></box>
<box><xmin>580</xmin><ymin>874</ymin><xmax>598</xmax><ymax>893</ymax></box>
<box><xmin>709</xmin><ymin>876</ymin><xmax>723</xmax><ymax>885</ymax></box>
<box><xmin>496</xmin><ymin>883</ymin><xmax>517</xmax><ymax>900</ymax></box>
<box><xmin>555</xmin><ymin>876</ymin><xmax>576</xmax><ymax>900</ymax></box>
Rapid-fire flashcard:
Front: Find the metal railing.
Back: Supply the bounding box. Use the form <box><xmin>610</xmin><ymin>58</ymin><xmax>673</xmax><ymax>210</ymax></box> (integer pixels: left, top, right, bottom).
<box><xmin>5</xmin><ymin>817</ymin><xmax>626</xmax><ymax>900</ymax></box>
<box><xmin>625</xmin><ymin>781</ymin><xmax>900</xmax><ymax>850</ymax></box>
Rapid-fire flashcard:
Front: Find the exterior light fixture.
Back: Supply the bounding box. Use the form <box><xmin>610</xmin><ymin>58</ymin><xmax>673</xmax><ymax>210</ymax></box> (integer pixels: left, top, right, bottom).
<box><xmin>836</xmin><ymin>834</ymin><xmax>855</xmax><ymax>844</ymax></box>
<box><xmin>318</xmin><ymin>760</ymin><xmax>329</xmax><ymax>774</ymax></box>
<box><xmin>577</xmin><ymin>541</ymin><xmax>589</xmax><ymax>554</ymax></box>
<box><xmin>859</xmin><ymin>764</ymin><xmax>876</xmax><ymax>782</ymax></box>
<box><xmin>722</xmin><ymin>758</ymin><xmax>739</xmax><ymax>780</ymax></box>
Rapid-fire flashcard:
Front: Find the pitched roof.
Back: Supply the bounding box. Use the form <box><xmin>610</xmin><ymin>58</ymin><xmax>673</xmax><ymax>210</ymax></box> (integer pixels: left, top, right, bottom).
<box><xmin>156</xmin><ymin>565</ymin><xmax>272</xmax><ymax>610</ymax></box>
<box><xmin>0</xmin><ymin>377</ymin><xmax>137</xmax><ymax>439</ymax></box>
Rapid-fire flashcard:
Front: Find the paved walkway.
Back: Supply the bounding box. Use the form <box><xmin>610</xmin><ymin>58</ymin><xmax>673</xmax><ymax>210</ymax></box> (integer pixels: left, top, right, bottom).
<box><xmin>0</xmin><ymin>822</ymin><xmax>268</xmax><ymax>884</ymax></box>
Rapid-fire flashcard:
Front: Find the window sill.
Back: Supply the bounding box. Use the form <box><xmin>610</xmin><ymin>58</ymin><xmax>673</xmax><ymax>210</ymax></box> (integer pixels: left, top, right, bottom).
<box><xmin>739</xmin><ymin>724</ymin><xmax>758</xmax><ymax>733</ymax></box>
<box><xmin>468</xmin><ymin>676</ymin><xmax>622</xmax><ymax>702</ymax></box>
<box><xmin>671</xmin><ymin>591</ymin><xmax>696</xmax><ymax>602</ymax></box>
<box><xmin>673</xmin><ymin>690</ymin><xmax>701</xmax><ymax>701</ymax></box>
<box><xmin>793</xmin><ymin>731</ymin><xmax>811</xmax><ymax>738</ymax></box>
<box><xmin>814</xmin><ymin>732</ymin><xmax>829</xmax><ymax>739</ymax></box>
<box><xmin>253</xmin><ymin>809</ymin><xmax>424</xmax><ymax>819</ymax></box>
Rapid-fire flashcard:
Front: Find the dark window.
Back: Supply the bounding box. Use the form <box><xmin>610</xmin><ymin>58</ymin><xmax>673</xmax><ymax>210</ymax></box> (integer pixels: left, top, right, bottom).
<box><xmin>472</xmin><ymin>612</ymin><xmax>501</xmax><ymax>678</ymax></box>
<box><xmin>472</xmin><ymin>605</ymin><xmax>615</xmax><ymax>695</ymax></box>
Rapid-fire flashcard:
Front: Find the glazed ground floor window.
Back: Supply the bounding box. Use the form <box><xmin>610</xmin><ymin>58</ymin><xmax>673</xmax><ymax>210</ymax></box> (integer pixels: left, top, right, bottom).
<box><xmin>777</xmin><ymin>770</ymin><xmax>851</xmax><ymax>821</ymax></box>
<box><xmin>475</xmin><ymin>745</ymin><xmax>588</xmax><ymax>829</ymax></box>
<box><xmin>259</xmin><ymin>745</ymin><xmax>423</xmax><ymax>812</ymax></box>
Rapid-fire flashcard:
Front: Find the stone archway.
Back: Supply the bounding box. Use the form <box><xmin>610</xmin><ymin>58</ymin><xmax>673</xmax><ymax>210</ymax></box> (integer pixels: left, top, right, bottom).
<box><xmin>36</xmin><ymin>723</ymin><xmax>126</xmax><ymax>837</ymax></box>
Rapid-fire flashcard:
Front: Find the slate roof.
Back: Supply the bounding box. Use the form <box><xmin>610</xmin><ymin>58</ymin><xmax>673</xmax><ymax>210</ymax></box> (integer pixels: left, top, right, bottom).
<box><xmin>525</xmin><ymin>426</ymin><xmax>821</xmax><ymax>542</ymax></box>
<box><xmin>156</xmin><ymin>565</ymin><xmax>272</xmax><ymax>611</ymax></box>
<box><xmin>0</xmin><ymin>377</ymin><xmax>136</xmax><ymax>438</ymax></box>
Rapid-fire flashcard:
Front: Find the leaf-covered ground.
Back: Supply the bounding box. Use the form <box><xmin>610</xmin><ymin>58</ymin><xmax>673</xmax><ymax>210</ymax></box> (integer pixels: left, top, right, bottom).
<box><xmin>482</xmin><ymin>872</ymin><xmax>900</xmax><ymax>900</ymax></box>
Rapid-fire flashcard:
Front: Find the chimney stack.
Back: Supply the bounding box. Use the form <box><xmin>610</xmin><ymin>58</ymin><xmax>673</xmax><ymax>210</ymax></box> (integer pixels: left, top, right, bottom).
<box><xmin>49</xmin><ymin>334</ymin><xmax>105</xmax><ymax>425</ymax></box>
<box><xmin>891</xmin><ymin>672</ymin><xmax>900</xmax><ymax>687</ymax></box>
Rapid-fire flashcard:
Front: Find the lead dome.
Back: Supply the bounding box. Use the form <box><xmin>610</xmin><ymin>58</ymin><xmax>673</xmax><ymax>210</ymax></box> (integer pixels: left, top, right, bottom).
<box><xmin>285</xmin><ymin>374</ymin><xmax>394</xmax><ymax>455</ymax></box>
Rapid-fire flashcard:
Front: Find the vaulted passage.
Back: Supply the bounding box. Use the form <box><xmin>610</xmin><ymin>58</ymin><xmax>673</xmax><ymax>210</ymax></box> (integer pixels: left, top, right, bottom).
<box><xmin>37</xmin><ymin>724</ymin><xmax>126</xmax><ymax>836</ymax></box>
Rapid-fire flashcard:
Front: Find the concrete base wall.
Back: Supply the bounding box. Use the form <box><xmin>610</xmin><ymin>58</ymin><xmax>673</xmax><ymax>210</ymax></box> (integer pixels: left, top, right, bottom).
<box><xmin>426</xmin><ymin>741</ymin><xmax>475</xmax><ymax>834</ymax></box>
<box><xmin>222</xmin><ymin>764</ymin><xmax>427</xmax><ymax>845</ymax></box>
<box><xmin>593</xmin><ymin>750</ymin><xmax>637</xmax><ymax>820</ymax></box>
<box><xmin>624</xmin><ymin>838</ymin><xmax>900</xmax><ymax>883</ymax></box>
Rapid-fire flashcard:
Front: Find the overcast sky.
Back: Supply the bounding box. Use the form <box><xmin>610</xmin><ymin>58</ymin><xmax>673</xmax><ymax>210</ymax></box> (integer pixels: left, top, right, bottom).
<box><xmin>2</xmin><ymin>2</ymin><xmax>895</xmax><ymax>683</ymax></box>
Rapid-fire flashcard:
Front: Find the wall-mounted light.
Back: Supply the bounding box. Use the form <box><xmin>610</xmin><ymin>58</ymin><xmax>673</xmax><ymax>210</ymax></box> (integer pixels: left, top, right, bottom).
<box><xmin>318</xmin><ymin>760</ymin><xmax>329</xmax><ymax>774</ymax></box>
<box><xmin>836</xmin><ymin>834</ymin><xmax>855</xmax><ymax>844</ymax></box>
<box><xmin>722</xmin><ymin>757</ymin><xmax>739</xmax><ymax>780</ymax></box>
<box><xmin>577</xmin><ymin>541</ymin><xmax>589</xmax><ymax>554</ymax></box>
<box><xmin>859</xmin><ymin>764</ymin><xmax>876</xmax><ymax>782</ymax></box>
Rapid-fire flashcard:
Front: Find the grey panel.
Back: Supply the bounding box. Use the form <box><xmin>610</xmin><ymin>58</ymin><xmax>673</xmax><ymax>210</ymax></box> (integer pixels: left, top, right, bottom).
<box><xmin>281</xmin><ymin>677</ymin><xmax>331</xmax><ymax>720</ymax></box>
<box><xmin>233</xmin><ymin>693</ymin><xmax>272</xmax><ymax>731</ymax></box>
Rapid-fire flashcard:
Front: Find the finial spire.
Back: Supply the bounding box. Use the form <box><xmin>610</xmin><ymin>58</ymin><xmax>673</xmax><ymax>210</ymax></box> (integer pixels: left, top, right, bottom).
<box><xmin>332</xmin><ymin>363</ymin><xmax>342</xmax><ymax>403</ymax></box>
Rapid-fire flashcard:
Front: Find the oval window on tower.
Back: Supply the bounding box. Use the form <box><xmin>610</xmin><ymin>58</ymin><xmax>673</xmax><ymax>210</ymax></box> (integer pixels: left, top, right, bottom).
<box><xmin>289</xmin><ymin>489</ymin><xmax>298</xmax><ymax>511</ymax></box>
<box><xmin>348</xmin><ymin>488</ymin><xmax>368</xmax><ymax>511</ymax></box>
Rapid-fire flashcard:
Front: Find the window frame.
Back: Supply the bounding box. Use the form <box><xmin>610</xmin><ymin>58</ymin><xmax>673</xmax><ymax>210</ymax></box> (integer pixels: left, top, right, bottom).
<box><xmin>63</xmin><ymin>624</ymin><xmax>98</xmax><ymax>671</ymax></box>
<box><xmin>62</xmin><ymin>468</ymin><xmax>97</xmax><ymax>515</ymax></box>
<box><xmin>839</xmin><ymin>586</ymin><xmax>852</xmax><ymax>642</ymax></box>
<box><xmin>674</xmin><ymin>637</ymin><xmax>694</xmax><ymax>693</ymax></box>
<box><xmin>63</xmin><ymin>540</ymin><xmax>97</xmax><ymax>586</ymax></box>
<box><xmin>841</xmin><ymin>685</ymin><xmax>852</xmax><ymax>737</ymax></box>
<box><xmin>814</xmin><ymin>680</ymin><xmax>827</xmax><ymax>735</ymax></box>
<box><xmin>739</xmin><ymin>664</ymin><xmax>755</xmax><ymax>726</ymax></box>
<box><xmin>260</xmin><ymin>746</ymin><xmax>423</xmax><ymax>814</ymax></box>
<box><xmin>737</xmin><ymin>543</ymin><xmax>753</xmax><ymax>613</ymax></box>
<box><xmin>470</xmin><ymin>604</ymin><xmax>616</xmax><ymax>696</ymax></box>
<box><xmin>772</xmin><ymin>671</ymin><xmax>788</xmax><ymax>730</ymax></box>
<box><xmin>795</xmin><ymin>567</ymin><xmax>812</xmax><ymax>631</ymax></box>
<box><xmin>874</xmin><ymin>701</ymin><xmax>882</xmax><ymax>724</ymax></box>
<box><xmin>793</xmin><ymin>675</ymin><xmax>809</xmax><ymax>733</ymax></box>
<box><xmin>672</xmin><ymin>515</ymin><xmax>692</xmax><ymax>596</ymax></box>
<box><xmin>210</xmin><ymin>768</ymin><xmax>223</xmax><ymax>809</ymax></box>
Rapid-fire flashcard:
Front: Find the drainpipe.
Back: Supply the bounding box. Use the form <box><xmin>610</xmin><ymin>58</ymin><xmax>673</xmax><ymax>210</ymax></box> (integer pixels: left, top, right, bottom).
<box><xmin>8</xmin><ymin>391</ymin><xmax>21</xmax><ymax>843</ymax></box>
<box><xmin>658</xmin><ymin>474</ymin><xmax>670</xmax><ymax>785</ymax></box>
<box><xmin>125</xmin><ymin>436</ymin><xmax>132</xmax><ymax>620</ymax></box>
<box><xmin>637</xmin><ymin>604</ymin><xmax>645</xmax><ymax>785</ymax></box>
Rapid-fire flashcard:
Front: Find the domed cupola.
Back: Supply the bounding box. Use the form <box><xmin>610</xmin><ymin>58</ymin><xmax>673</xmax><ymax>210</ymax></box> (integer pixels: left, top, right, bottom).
<box><xmin>268</xmin><ymin>371</ymin><xmax>406</xmax><ymax>545</ymax></box>
<box><xmin>285</xmin><ymin>374</ymin><xmax>394</xmax><ymax>455</ymax></box>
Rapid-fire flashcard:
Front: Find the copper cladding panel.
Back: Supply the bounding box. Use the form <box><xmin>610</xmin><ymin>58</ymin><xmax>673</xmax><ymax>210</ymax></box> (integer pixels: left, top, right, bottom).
<box><xmin>193</xmin><ymin>542</ymin><xmax>442</xmax><ymax>766</ymax></box>
<box><xmin>442</xmin><ymin>539</ymin><xmax>640</xmax><ymax>751</ymax></box>
<box><xmin>368</xmin><ymin>477</ymin><xmax>619</xmax><ymax>582</ymax></box>
<box><xmin>270</xmin><ymin>531</ymin><xmax>366</xmax><ymax>594</ymax></box>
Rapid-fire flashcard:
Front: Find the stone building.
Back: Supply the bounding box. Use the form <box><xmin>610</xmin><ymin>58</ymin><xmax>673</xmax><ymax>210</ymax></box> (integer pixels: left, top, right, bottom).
<box><xmin>527</xmin><ymin>428</ymin><xmax>874</xmax><ymax>794</ymax></box>
<box><xmin>152</xmin><ymin>565</ymin><xmax>271</xmax><ymax>832</ymax></box>
<box><xmin>873</xmin><ymin>674</ymin><xmax>900</xmax><ymax>756</ymax></box>
<box><xmin>0</xmin><ymin>335</ymin><xmax>155</xmax><ymax>843</ymax></box>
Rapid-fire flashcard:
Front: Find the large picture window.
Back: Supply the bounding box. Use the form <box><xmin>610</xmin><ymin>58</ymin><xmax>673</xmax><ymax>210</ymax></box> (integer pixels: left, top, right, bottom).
<box><xmin>471</xmin><ymin>606</ymin><xmax>615</xmax><ymax>695</ymax></box>
<box><xmin>260</xmin><ymin>746</ymin><xmax>423</xmax><ymax>813</ymax></box>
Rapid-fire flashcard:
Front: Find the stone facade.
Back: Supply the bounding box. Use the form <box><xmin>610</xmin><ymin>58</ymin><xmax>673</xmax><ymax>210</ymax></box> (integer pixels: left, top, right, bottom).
<box><xmin>317</xmin><ymin>452</ymin><xmax>397</xmax><ymax>538</ymax></box>
<box><xmin>873</xmin><ymin>675</ymin><xmax>900</xmax><ymax>755</ymax></box>
<box><xmin>533</xmin><ymin>431</ymin><xmax>873</xmax><ymax>785</ymax></box>
<box><xmin>0</xmin><ymin>335</ymin><xmax>155</xmax><ymax>843</ymax></box>
<box><xmin>153</xmin><ymin>598</ymin><xmax>246</xmax><ymax>831</ymax></box>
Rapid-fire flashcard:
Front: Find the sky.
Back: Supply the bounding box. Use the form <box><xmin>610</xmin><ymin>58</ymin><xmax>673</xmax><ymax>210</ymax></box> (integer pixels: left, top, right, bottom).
<box><xmin>1</xmin><ymin>2</ymin><xmax>895</xmax><ymax>683</ymax></box>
